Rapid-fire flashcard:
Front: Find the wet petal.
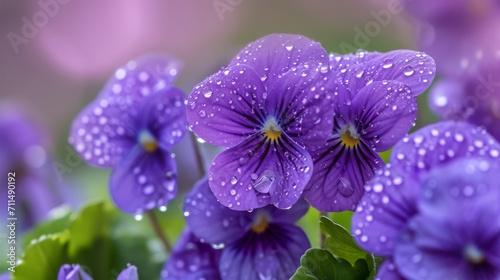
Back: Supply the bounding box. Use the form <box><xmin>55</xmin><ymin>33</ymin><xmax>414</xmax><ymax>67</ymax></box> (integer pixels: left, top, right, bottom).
<box><xmin>265</xmin><ymin>197</ymin><xmax>310</xmax><ymax>224</ymax></box>
<box><xmin>329</xmin><ymin>51</ymin><xmax>382</xmax><ymax>73</ymax></box>
<box><xmin>351</xmin><ymin>165</ymin><xmax>420</xmax><ymax>256</ymax></box>
<box><xmin>338</xmin><ymin>50</ymin><xmax>436</xmax><ymax>98</ymax></box>
<box><xmin>350</xmin><ymin>81</ymin><xmax>418</xmax><ymax>152</ymax></box>
<box><xmin>69</xmin><ymin>94</ymin><xmax>136</xmax><ymax>167</ymax></box>
<box><xmin>136</xmin><ymin>88</ymin><xmax>187</xmax><ymax>150</ymax></box>
<box><xmin>374</xmin><ymin>258</ymin><xmax>406</xmax><ymax>280</ymax></box>
<box><xmin>267</xmin><ymin>62</ymin><xmax>334</xmax><ymax>151</ymax></box>
<box><xmin>208</xmin><ymin>133</ymin><xmax>313</xmax><ymax>211</ymax></box>
<box><xmin>117</xmin><ymin>266</ymin><xmax>138</xmax><ymax>280</ymax></box>
<box><xmin>219</xmin><ymin>223</ymin><xmax>310</xmax><ymax>280</ymax></box>
<box><xmin>109</xmin><ymin>147</ymin><xmax>177</xmax><ymax>214</ymax></box>
<box><xmin>162</xmin><ymin>228</ymin><xmax>222</xmax><ymax>280</ymax></box>
<box><xmin>228</xmin><ymin>33</ymin><xmax>329</xmax><ymax>92</ymax></box>
<box><xmin>69</xmin><ymin>54</ymin><xmax>183</xmax><ymax>167</ymax></box>
<box><xmin>303</xmin><ymin>138</ymin><xmax>383</xmax><ymax>212</ymax></box>
<box><xmin>184</xmin><ymin>178</ymin><xmax>252</xmax><ymax>245</ymax></box>
<box><xmin>389</xmin><ymin>121</ymin><xmax>500</xmax><ymax>177</ymax></box>
<box><xmin>187</xmin><ymin>65</ymin><xmax>267</xmax><ymax>147</ymax></box>
<box><xmin>98</xmin><ymin>53</ymin><xmax>182</xmax><ymax>99</ymax></box>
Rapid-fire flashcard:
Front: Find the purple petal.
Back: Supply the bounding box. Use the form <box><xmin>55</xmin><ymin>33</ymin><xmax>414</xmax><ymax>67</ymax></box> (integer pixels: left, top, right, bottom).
<box><xmin>109</xmin><ymin>147</ymin><xmax>177</xmax><ymax>214</ymax></box>
<box><xmin>187</xmin><ymin>65</ymin><xmax>267</xmax><ymax>147</ymax></box>
<box><xmin>265</xmin><ymin>197</ymin><xmax>310</xmax><ymax>224</ymax></box>
<box><xmin>69</xmin><ymin>94</ymin><xmax>137</xmax><ymax>167</ymax></box>
<box><xmin>69</xmin><ymin>54</ymin><xmax>183</xmax><ymax>167</ymax></box>
<box><xmin>329</xmin><ymin>51</ymin><xmax>382</xmax><ymax>73</ymax></box>
<box><xmin>208</xmin><ymin>133</ymin><xmax>313</xmax><ymax>210</ymax></box>
<box><xmin>349</xmin><ymin>81</ymin><xmax>418</xmax><ymax>152</ymax></box>
<box><xmin>351</xmin><ymin>165</ymin><xmax>420</xmax><ymax>256</ymax></box>
<box><xmin>267</xmin><ymin>62</ymin><xmax>334</xmax><ymax>151</ymax></box>
<box><xmin>303</xmin><ymin>138</ymin><xmax>383</xmax><ymax>212</ymax></box>
<box><xmin>374</xmin><ymin>258</ymin><xmax>406</xmax><ymax>280</ymax></box>
<box><xmin>117</xmin><ymin>266</ymin><xmax>138</xmax><ymax>280</ymax></box>
<box><xmin>184</xmin><ymin>178</ymin><xmax>252</xmax><ymax>245</ymax></box>
<box><xmin>163</xmin><ymin>228</ymin><xmax>221</xmax><ymax>280</ymax></box>
<box><xmin>338</xmin><ymin>50</ymin><xmax>436</xmax><ymax>98</ymax></box>
<box><xmin>136</xmin><ymin>88</ymin><xmax>187</xmax><ymax>150</ymax></box>
<box><xmin>98</xmin><ymin>53</ymin><xmax>182</xmax><ymax>99</ymax></box>
<box><xmin>227</xmin><ymin>33</ymin><xmax>329</xmax><ymax>92</ymax></box>
<box><xmin>57</xmin><ymin>264</ymin><xmax>93</xmax><ymax>280</ymax></box>
<box><xmin>389</xmin><ymin>121</ymin><xmax>500</xmax><ymax>177</ymax></box>
<box><xmin>219</xmin><ymin>223</ymin><xmax>310</xmax><ymax>280</ymax></box>
<box><xmin>0</xmin><ymin>272</ymin><xmax>10</xmax><ymax>280</ymax></box>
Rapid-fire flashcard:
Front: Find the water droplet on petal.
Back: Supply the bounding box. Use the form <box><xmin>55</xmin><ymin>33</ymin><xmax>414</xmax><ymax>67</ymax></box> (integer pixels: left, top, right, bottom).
<box><xmin>403</xmin><ymin>66</ymin><xmax>414</xmax><ymax>76</ymax></box>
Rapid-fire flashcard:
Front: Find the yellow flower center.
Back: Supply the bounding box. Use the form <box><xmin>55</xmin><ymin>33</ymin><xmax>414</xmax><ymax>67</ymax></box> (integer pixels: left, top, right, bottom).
<box><xmin>340</xmin><ymin>124</ymin><xmax>360</xmax><ymax>148</ymax></box>
<box><xmin>263</xmin><ymin>117</ymin><xmax>282</xmax><ymax>141</ymax></box>
<box><xmin>251</xmin><ymin>211</ymin><xmax>270</xmax><ymax>234</ymax></box>
<box><xmin>139</xmin><ymin>130</ymin><xmax>158</xmax><ymax>152</ymax></box>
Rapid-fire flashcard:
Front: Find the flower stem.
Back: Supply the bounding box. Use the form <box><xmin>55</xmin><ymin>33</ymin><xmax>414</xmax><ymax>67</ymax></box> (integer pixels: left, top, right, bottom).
<box><xmin>190</xmin><ymin>132</ymin><xmax>205</xmax><ymax>176</ymax></box>
<box><xmin>319</xmin><ymin>211</ymin><xmax>327</xmax><ymax>249</ymax></box>
<box><xmin>146</xmin><ymin>210</ymin><xmax>172</xmax><ymax>253</ymax></box>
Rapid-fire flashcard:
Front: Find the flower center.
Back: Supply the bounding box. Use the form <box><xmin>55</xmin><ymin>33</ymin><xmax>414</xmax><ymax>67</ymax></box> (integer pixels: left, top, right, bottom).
<box><xmin>250</xmin><ymin>210</ymin><xmax>270</xmax><ymax>234</ymax></box>
<box><xmin>262</xmin><ymin>117</ymin><xmax>282</xmax><ymax>141</ymax></box>
<box><xmin>464</xmin><ymin>244</ymin><xmax>486</xmax><ymax>265</ymax></box>
<box><xmin>139</xmin><ymin>130</ymin><xmax>158</xmax><ymax>152</ymax></box>
<box><xmin>340</xmin><ymin>124</ymin><xmax>360</xmax><ymax>148</ymax></box>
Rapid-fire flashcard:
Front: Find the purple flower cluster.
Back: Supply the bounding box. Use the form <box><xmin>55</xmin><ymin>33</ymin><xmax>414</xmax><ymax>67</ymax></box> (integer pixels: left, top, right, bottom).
<box><xmin>165</xmin><ymin>178</ymin><xmax>310</xmax><ymax>280</ymax></box>
<box><xmin>352</xmin><ymin>121</ymin><xmax>500</xmax><ymax>279</ymax></box>
<box><xmin>69</xmin><ymin>54</ymin><xmax>187</xmax><ymax>215</ymax></box>
<box><xmin>187</xmin><ymin>33</ymin><xmax>436</xmax><ymax>213</ymax></box>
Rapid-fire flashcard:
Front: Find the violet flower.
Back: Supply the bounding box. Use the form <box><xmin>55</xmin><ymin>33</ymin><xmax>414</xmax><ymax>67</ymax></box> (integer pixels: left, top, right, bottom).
<box><xmin>302</xmin><ymin>50</ymin><xmax>436</xmax><ymax>212</ymax></box>
<box><xmin>186</xmin><ymin>34</ymin><xmax>334</xmax><ymax>210</ymax></box>
<box><xmin>0</xmin><ymin>113</ymin><xmax>62</xmax><ymax>229</ymax></box>
<box><xmin>162</xmin><ymin>227</ymin><xmax>221</xmax><ymax>280</ymax></box>
<box><xmin>68</xmin><ymin>54</ymin><xmax>187</xmax><ymax>215</ymax></box>
<box><xmin>183</xmin><ymin>178</ymin><xmax>310</xmax><ymax>280</ymax></box>
<box><xmin>351</xmin><ymin>121</ymin><xmax>500</xmax><ymax>279</ymax></box>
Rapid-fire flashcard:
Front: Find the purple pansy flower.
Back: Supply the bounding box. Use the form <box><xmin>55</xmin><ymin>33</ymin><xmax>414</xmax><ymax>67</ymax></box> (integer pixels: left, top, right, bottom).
<box><xmin>69</xmin><ymin>54</ymin><xmax>187</xmax><ymax>215</ymax></box>
<box><xmin>394</xmin><ymin>158</ymin><xmax>500</xmax><ymax>280</ymax></box>
<box><xmin>183</xmin><ymin>178</ymin><xmax>310</xmax><ymax>280</ymax></box>
<box><xmin>351</xmin><ymin>121</ymin><xmax>500</xmax><ymax>279</ymax></box>
<box><xmin>186</xmin><ymin>33</ymin><xmax>334</xmax><ymax>211</ymax></box>
<box><xmin>58</xmin><ymin>264</ymin><xmax>138</xmax><ymax>280</ymax></box>
<box><xmin>302</xmin><ymin>50</ymin><xmax>436</xmax><ymax>212</ymax></box>
<box><xmin>162</xmin><ymin>227</ymin><xmax>221</xmax><ymax>280</ymax></box>
<box><xmin>0</xmin><ymin>113</ymin><xmax>62</xmax><ymax>229</ymax></box>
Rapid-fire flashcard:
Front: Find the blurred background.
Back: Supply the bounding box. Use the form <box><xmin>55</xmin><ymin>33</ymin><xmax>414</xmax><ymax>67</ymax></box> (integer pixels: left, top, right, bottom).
<box><xmin>1</xmin><ymin>0</ymin><xmax>499</xmax><ymax>278</ymax></box>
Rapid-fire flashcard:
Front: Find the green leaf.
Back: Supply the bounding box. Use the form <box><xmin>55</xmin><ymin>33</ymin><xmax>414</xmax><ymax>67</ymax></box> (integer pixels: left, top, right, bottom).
<box><xmin>320</xmin><ymin>216</ymin><xmax>376</xmax><ymax>279</ymax></box>
<box><xmin>22</xmin><ymin>206</ymin><xmax>73</xmax><ymax>249</ymax></box>
<box><xmin>291</xmin><ymin>249</ymin><xmax>369</xmax><ymax>280</ymax></box>
<box><xmin>12</xmin><ymin>232</ymin><xmax>70</xmax><ymax>280</ymax></box>
<box><xmin>68</xmin><ymin>201</ymin><xmax>114</xmax><ymax>257</ymax></box>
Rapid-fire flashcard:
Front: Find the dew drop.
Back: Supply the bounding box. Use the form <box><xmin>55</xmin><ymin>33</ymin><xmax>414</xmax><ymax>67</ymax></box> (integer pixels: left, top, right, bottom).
<box><xmin>230</xmin><ymin>176</ymin><xmax>238</xmax><ymax>185</ymax></box>
<box><xmin>382</xmin><ymin>58</ymin><xmax>393</xmax><ymax>68</ymax></box>
<box><xmin>403</xmin><ymin>66</ymin><xmax>414</xmax><ymax>76</ymax></box>
<box><xmin>202</xmin><ymin>87</ymin><xmax>213</xmax><ymax>98</ymax></box>
<box><xmin>199</xmin><ymin>110</ymin><xmax>207</xmax><ymax>117</ymax></box>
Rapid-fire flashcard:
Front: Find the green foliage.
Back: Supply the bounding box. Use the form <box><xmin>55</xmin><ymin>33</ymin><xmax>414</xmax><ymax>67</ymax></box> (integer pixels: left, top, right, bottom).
<box><xmin>291</xmin><ymin>248</ymin><xmax>369</xmax><ymax>280</ymax></box>
<box><xmin>292</xmin><ymin>216</ymin><xmax>377</xmax><ymax>280</ymax></box>
<box><xmin>13</xmin><ymin>201</ymin><xmax>164</xmax><ymax>280</ymax></box>
<box><xmin>21</xmin><ymin>206</ymin><xmax>73</xmax><ymax>249</ymax></box>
